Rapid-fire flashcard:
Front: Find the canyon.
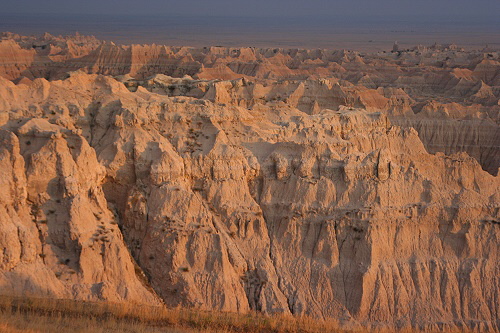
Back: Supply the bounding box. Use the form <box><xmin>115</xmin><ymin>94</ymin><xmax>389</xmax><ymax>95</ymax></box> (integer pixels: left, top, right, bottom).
<box><xmin>0</xmin><ymin>33</ymin><xmax>498</xmax><ymax>331</ymax></box>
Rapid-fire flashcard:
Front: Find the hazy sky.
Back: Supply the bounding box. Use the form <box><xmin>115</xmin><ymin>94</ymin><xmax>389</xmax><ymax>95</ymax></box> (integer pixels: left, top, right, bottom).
<box><xmin>3</xmin><ymin>0</ymin><xmax>499</xmax><ymax>19</ymax></box>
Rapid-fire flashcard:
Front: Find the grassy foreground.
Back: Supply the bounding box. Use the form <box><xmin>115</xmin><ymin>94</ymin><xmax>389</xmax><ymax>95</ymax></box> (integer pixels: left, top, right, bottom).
<box><xmin>0</xmin><ymin>295</ymin><xmax>454</xmax><ymax>333</ymax></box>
<box><xmin>0</xmin><ymin>295</ymin><xmax>352</xmax><ymax>333</ymax></box>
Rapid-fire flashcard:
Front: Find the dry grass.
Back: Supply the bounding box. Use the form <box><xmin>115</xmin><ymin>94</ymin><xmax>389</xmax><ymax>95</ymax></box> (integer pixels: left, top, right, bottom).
<box><xmin>0</xmin><ymin>296</ymin><xmax>347</xmax><ymax>333</ymax></box>
<box><xmin>0</xmin><ymin>295</ymin><xmax>454</xmax><ymax>333</ymax></box>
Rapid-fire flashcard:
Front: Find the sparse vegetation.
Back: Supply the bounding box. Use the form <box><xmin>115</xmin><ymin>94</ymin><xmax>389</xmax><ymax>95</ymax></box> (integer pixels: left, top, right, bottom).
<box><xmin>0</xmin><ymin>295</ymin><xmax>428</xmax><ymax>333</ymax></box>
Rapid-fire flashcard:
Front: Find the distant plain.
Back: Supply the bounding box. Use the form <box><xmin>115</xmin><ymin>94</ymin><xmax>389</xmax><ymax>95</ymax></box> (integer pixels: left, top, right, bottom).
<box><xmin>1</xmin><ymin>13</ymin><xmax>499</xmax><ymax>51</ymax></box>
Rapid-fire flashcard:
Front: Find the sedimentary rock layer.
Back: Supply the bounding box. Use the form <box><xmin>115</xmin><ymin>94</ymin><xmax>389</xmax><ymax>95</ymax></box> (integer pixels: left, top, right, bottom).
<box><xmin>5</xmin><ymin>33</ymin><xmax>497</xmax><ymax>174</ymax></box>
<box><xmin>0</xmin><ymin>70</ymin><xmax>498</xmax><ymax>331</ymax></box>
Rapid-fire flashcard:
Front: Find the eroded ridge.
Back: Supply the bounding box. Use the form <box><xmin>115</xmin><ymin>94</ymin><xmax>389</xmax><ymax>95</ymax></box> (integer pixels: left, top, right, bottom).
<box><xmin>0</xmin><ymin>33</ymin><xmax>499</xmax><ymax>331</ymax></box>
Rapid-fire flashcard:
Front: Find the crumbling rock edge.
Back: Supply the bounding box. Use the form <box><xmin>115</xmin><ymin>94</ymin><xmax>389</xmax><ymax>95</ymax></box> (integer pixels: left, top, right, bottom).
<box><xmin>0</xmin><ymin>34</ymin><xmax>498</xmax><ymax>332</ymax></box>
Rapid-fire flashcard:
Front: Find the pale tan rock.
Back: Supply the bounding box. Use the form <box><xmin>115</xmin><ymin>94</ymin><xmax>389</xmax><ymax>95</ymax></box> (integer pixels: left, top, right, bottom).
<box><xmin>0</xmin><ymin>119</ymin><xmax>161</xmax><ymax>304</ymax></box>
<box><xmin>0</xmin><ymin>35</ymin><xmax>499</xmax><ymax>331</ymax></box>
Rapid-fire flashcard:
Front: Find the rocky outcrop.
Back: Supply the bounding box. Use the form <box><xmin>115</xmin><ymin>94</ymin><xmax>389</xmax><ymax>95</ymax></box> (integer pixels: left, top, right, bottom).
<box><xmin>0</xmin><ymin>39</ymin><xmax>36</xmax><ymax>80</ymax></box>
<box><xmin>0</xmin><ymin>72</ymin><xmax>498</xmax><ymax>331</ymax></box>
<box><xmin>0</xmin><ymin>32</ymin><xmax>103</xmax><ymax>80</ymax></box>
<box><xmin>392</xmin><ymin>117</ymin><xmax>500</xmax><ymax>176</ymax></box>
<box><xmin>0</xmin><ymin>116</ymin><xmax>160</xmax><ymax>304</ymax></box>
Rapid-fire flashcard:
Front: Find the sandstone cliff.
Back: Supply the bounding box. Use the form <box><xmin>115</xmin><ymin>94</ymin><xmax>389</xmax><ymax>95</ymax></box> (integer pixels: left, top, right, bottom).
<box><xmin>1</xmin><ymin>33</ymin><xmax>499</xmax><ymax>331</ymax></box>
<box><xmin>0</xmin><ymin>69</ymin><xmax>498</xmax><ymax>331</ymax></box>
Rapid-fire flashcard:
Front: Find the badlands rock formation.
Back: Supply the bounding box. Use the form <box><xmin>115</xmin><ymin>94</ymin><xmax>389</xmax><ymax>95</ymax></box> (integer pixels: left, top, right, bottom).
<box><xmin>2</xmin><ymin>33</ymin><xmax>498</xmax><ymax>176</ymax></box>
<box><xmin>0</xmin><ymin>33</ymin><xmax>499</xmax><ymax>331</ymax></box>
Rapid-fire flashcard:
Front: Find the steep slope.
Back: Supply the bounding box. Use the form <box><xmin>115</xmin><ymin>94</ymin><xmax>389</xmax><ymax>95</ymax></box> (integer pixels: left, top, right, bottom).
<box><xmin>0</xmin><ymin>39</ymin><xmax>36</xmax><ymax>80</ymax></box>
<box><xmin>392</xmin><ymin>117</ymin><xmax>500</xmax><ymax>176</ymax></box>
<box><xmin>0</xmin><ymin>96</ymin><xmax>160</xmax><ymax>303</ymax></box>
<box><xmin>0</xmin><ymin>73</ymin><xmax>498</xmax><ymax>331</ymax></box>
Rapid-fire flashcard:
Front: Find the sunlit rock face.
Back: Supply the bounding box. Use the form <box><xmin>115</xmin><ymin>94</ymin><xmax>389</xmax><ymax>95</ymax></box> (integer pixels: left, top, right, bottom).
<box><xmin>0</xmin><ymin>33</ymin><xmax>498</xmax><ymax>331</ymax></box>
